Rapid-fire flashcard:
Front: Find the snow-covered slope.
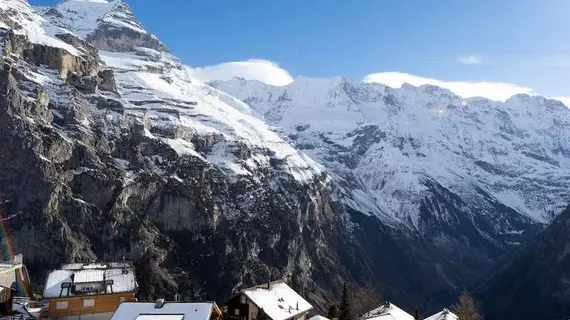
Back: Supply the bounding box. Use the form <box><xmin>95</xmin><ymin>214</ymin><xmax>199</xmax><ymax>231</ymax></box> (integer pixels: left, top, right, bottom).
<box><xmin>0</xmin><ymin>0</ymin><xmax>79</xmax><ymax>54</ymax></box>
<box><xmin>212</xmin><ymin>77</ymin><xmax>570</xmax><ymax>239</ymax></box>
<box><xmin>3</xmin><ymin>0</ymin><xmax>566</xmax><ymax>309</ymax></box>
<box><xmin>36</xmin><ymin>0</ymin><xmax>321</xmax><ymax>183</ymax></box>
<box><xmin>1</xmin><ymin>0</ymin><xmax>347</xmax><ymax>306</ymax></box>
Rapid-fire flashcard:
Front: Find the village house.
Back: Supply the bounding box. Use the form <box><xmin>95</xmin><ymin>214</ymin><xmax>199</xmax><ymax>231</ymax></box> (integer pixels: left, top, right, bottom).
<box><xmin>41</xmin><ymin>262</ymin><xmax>138</xmax><ymax>320</ymax></box>
<box><xmin>361</xmin><ymin>302</ymin><xmax>414</xmax><ymax>320</ymax></box>
<box><xmin>424</xmin><ymin>308</ymin><xmax>458</xmax><ymax>320</ymax></box>
<box><xmin>111</xmin><ymin>300</ymin><xmax>223</xmax><ymax>320</ymax></box>
<box><xmin>225</xmin><ymin>280</ymin><xmax>313</xmax><ymax>320</ymax></box>
<box><xmin>308</xmin><ymin>315</ymin><xmax>330</xmax><ymax>320</ymax></box>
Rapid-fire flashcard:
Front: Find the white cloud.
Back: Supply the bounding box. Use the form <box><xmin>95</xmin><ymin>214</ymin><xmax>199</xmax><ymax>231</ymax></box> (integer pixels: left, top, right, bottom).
<box><xmin>190</xmin><ymin>59</ymin><xmax>293</xmax><ymax>86</ymax></box>
<box><xmin>362</xmin><ymin>72</ymin><xmax>536</xmax><ymax>101</ymax></box>
<box><xmin>459</xmin><ymin>55</ymin><xmax>484</xmax><ymax>65</ymax></box>
<box><xmin>554</xmin><ymin>97</ymin><xmax>570</xmax><ymax>107</ymax></box>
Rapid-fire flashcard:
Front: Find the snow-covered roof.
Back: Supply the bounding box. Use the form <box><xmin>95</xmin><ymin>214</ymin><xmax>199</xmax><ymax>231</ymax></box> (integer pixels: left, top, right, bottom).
<box><xmin>424</xmin><ymin>308</ymin><xmax>458</xmax><ymax>320</ymax></box>
<box><xmin>43</xmin><ymin>262</ymin><xmax>137</xmax><ymax>298</ymax></box>
<box><xmin>363</xmin><ymin>302</ymin><xmax>414</xmax><ymax>320</ymax></box>
<box><xmin>242</xmin><ymin>281</ymin><xmax>313</xmax><ymax>320</ymax></box>
<box><xmin>74</xmin><ymin>270</ymin><xmax>104</xmax><ymax>283</ymax></box>
<box><xmin>111</xmin><ymin>302</ymin><xmax>216</xmax><ymax>320</ymax></box>
<box><xmin>309</xmin><ymin>315</ymin><xmax>330</xmax><ymax>320</ymax></box>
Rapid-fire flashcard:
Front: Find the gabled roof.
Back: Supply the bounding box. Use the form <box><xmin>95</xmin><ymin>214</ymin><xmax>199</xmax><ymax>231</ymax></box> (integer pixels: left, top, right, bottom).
<box><xmin>43</xmin><ymin>262</ymin><xmax>137</xmax><ymax>298</ymax></box>
<box><xmin>362</xmin><ymin>302</ymin><xmax>414</xmax><ymax>320</ymax></box>
<box><xmin>424</xmin><ymin>308</ymin><xmax>458</xmax><ymax>320</ymax></box>
<box><xmin>241</xmin><ymin>280</ymin><xmax>313</xmax><ymax>320</ymax></box>
<box><xmin>111</xmin><ymin>302</ymin><xmax>218</xmax><ymax>320</ymax></box>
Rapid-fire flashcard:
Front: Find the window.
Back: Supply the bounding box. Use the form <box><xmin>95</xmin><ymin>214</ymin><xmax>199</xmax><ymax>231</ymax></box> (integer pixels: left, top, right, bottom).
<box><xmin>83</xmin><ymin>299</ymin><xmax>95</xmax><ymax>307</ymax></box>
<box><xmin>82</xmin><ymin>285</ymin><xmax>94</xmax><ymax>291</ymax></box>
<box><xmin>234</xmin><ymin>309</ymin><xmax>240</xmax><ymax>316</ymax></box>
<box><xmin>240</xmin><ymin>295</ymin><xmax>247</xmax><ymax>304</ymax></box>
<box><xmin>56</xmin><ymin>301</ymin><xmax>68</xmax><ymax>310</ymax></box>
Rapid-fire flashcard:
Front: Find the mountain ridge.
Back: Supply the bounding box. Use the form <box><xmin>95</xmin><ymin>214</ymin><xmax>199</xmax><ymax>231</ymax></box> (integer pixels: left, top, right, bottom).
<box><xmin>1</xmin><ymin>0</ymin><xmax>568</xmax><ymax>315</ymax></box>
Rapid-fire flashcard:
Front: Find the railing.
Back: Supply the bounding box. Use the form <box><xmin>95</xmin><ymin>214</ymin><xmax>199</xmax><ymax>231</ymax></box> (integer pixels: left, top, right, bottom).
<box><xmin>0</xmin><ymin>315</ymin><xmax>26</xmax><ymax>320</ymax></box>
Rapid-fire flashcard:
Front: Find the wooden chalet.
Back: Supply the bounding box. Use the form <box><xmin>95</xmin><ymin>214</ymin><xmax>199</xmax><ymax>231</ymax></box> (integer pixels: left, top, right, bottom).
<box><xmin>41</xmin><ymin>262</ymin><xmax>138</xmax><ymax>320</ymax></box>
<box><xmin>225</xmin><ymin>280</ymin><xmax>313</xmax><ymax>320</ymax></box>
<box><xmin>111</xmin><ymin>300</ymin><xmax>223</xmax><ymax>320</ymax></box>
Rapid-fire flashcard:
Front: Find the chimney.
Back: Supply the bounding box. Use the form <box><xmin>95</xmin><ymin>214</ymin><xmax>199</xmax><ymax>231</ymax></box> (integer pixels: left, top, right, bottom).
<box><xmin>155</xmin><ymin>298</ymin><xmax>165</xmax><ymax>309</ymax></box>
<box><xmin>175</xmin><ymin>293</ymin><xmax>180</xmax><ymax>302</ymax></box>
<box><xmin>267</xmin><ymin>280</ymin><xmax>271</xmax><ymax>289</ymax></box>
<box><xmin>296</xmin><ymin>302</ymin><xmax>299</xmax><ymax>310</ymax></box>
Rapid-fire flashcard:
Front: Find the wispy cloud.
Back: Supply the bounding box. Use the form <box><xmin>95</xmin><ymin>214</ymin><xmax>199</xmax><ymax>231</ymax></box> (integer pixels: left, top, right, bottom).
<box><xmin>362</xmin><ymin>72</ymin><xmax>534</xmax><ymax>101</ymax></box>
<box><xmin>458</xmin><ymin>55</ymin><xmax>484</xmax><ymax>65</ymax></box>
<box><xmin>362</xmin><ymin>72</ymin><xmax>570</xmax><ymax>107</ymax></box>
<box><xmin>190</xmin><ymin>59</ymin><xmax>293</xmax><ymax>86</ymax></box>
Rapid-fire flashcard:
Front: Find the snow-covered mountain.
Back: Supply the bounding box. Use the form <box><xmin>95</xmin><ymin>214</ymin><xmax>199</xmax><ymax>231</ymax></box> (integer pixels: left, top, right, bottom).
<box><xmin>0</xmin><ymin>0</ymin><xmax>345</xmax><ymax>303</ymax></box>
<box><xmin>211</xmin><ymin>77</ymin><xmax>570</xmax><ymax>247</ymax></box>
<box><xmin>2</xmin><ymin>0</ymin><xmax>569</xmax><ymax>311</ymax></box>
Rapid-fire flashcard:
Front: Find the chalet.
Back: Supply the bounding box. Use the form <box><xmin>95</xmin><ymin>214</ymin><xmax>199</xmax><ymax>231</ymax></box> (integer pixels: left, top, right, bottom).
<box><xmin>361</xmin><ymin>302</ymin><xmax>414</xmax><ymax>320</ymax></box>
<box><xmin>424</xmin><ymin>308</ymin><xmax>458</xmax><ymax>320</ymax></box>
<box><xmin>42</xmin><ymin>262</ymin><xmax>138</xmax><ymax>319</ymax></box>
<box><xmin>111</xmin><ymin>300</ymin><xmax>223</xmax><ymax>320</ymax></box>
<box><xmin>225</xmin><ymin>280</ymin><xmax>313</xmax><ymax>320</ymax></box>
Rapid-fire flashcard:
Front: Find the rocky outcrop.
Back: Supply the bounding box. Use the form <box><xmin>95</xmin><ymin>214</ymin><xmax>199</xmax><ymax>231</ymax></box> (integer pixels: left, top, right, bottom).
<box><xmin>0</xmin><ymin>0</ymin><xmax>378</xmax><ymax>310</ymax></box>
<box><xmin>98</xmin><ymin>69</ymin><xmax>116</xmax><ymax>92</ymax></box>
<box><xmin>67</xmin><ymin>72</ymin><xmax>99</xmax><ymax>93</ymax></box>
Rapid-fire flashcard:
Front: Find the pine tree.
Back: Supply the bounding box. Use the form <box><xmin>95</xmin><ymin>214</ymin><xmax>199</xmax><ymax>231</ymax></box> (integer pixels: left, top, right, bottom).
<box><xmin>453</xmin><ymin>291</ymin><xmax>482</xmax><ymax>320</ymax></box>
<box><xmin>338</xmin><ymin>283</ymin><xmax>353</xmax><ymax>320</ymax></box>
<box><xmin>328</xmin><ymin>305</ymin><xmax>339</xmax><ymax>319</ymax></box>
<box><xmin>414</xmin><ymin>307</ymin><xmax>421</xmax><ymax>320</ymax></box>
<box><xmin>257</xmin><ymin>308</ymin><xmax>269</xmax><ymax>320</ymax></box>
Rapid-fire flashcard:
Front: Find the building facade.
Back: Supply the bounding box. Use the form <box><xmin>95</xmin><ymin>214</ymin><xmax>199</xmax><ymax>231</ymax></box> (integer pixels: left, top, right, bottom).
<box><xmin>42</xmin><ymin>262</ymin><xmax>138</xmax><ymax>320</ymax></box>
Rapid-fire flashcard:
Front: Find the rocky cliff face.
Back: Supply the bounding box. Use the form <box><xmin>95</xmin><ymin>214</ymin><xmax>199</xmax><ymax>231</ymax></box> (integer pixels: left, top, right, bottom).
<box><xmin>480</xmin><ymin>205</ymin><xmax>570</xmax><ymax>320</ymax></box>
<box><xmin>211</xmin><ymin>77</ymin><xmax>570</xmax><ymax>286</ymax></box>
<box><xmin>2</xmin><ymin>0</ymin><xmax>567</xmax><ymax>312</ymax></box>
<box><xmin>0</xmin><ymin>0</ymin><xmax>366</xmax><ymax>304</ymax></box>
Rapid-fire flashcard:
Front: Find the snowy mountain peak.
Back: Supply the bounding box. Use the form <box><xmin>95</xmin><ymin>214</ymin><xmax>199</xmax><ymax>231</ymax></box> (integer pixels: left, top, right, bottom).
<box><xmin>212</xmin><ymin>77</ymin><xmax>570</xmax><ymax>232</ymax></box>
<box><xmin>59</xmin><ymin>0</ymin><xmax>112</xmax><ymax>3</ymax></box>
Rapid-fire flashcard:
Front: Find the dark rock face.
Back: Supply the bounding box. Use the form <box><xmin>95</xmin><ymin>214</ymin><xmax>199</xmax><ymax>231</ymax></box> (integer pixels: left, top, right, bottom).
<box><xmin>2</xmin><ymin>0</ymin><xmax>559</xmax><ymax>315</ymax></box>
<box><xmin>0</xmin><ymin>1</ymin><xmax>382</xmax><ymax>309</ymax></box>
<box><xmin>0</xmin><ymin>49</ymin><xmax>372</xmax><ymax>306</ymax></box>
<box><xmin>479</xmin><ymin>205</ymin><xmax>570</xmax><ymax>320</ymax></box>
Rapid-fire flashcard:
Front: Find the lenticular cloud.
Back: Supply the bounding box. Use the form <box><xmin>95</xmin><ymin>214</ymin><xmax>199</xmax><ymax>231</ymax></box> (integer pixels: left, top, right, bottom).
<box><xmin>190</xmin><ymin>59</ymin><xmax>294</xmax><ymax>86</ymax></box>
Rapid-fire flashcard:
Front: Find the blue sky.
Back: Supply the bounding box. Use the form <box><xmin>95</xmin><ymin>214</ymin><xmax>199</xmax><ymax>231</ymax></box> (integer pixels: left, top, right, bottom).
<box><xmin>30</xmin><ymin>0</ymin><xmax>570</xmax><ymax>99</ymax></box>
